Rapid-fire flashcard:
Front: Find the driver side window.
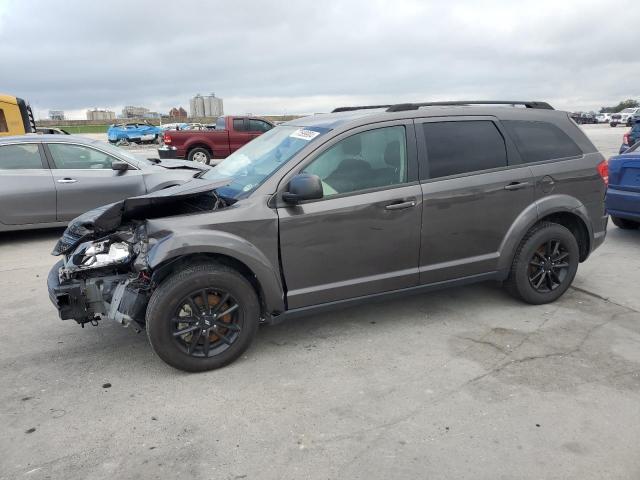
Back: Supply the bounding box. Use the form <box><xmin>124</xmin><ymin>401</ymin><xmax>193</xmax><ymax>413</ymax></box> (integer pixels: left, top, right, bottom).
<box><xmin>48</xmin><ymin>144</ymin><xmax>117</xmax><ymax>169</ymax></box>
<box><xmin>303</xmin><ymin>126</ymin><xmax>407</xmax><ymax>197</ymax></box>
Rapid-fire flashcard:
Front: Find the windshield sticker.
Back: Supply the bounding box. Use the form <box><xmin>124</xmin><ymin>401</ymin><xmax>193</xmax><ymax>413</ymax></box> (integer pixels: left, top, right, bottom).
<box><xmin>289</xmin><ymin>128</ymin><xmax>321</xmax><ymax>141</ymax></box>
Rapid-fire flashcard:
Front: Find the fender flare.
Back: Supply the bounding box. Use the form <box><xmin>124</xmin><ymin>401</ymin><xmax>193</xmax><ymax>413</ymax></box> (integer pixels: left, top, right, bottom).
<box><xmin>497</xmin><ymin>194</ymin><xmax>593</xmax><ymax>276</ymax></box>
<box><xmin>145</xmin><ymin>229</ymin><xmax>285</xmax><ymax>313</ymax></box>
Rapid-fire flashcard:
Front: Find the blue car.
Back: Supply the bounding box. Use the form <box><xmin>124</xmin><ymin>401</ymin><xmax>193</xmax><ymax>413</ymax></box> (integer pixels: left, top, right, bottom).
<box><xmin>618</xmin><ymin>118</ymin><xmax>640</xmax><ymax>154</ymax></box>
<box><xmin>606</xmin><ymin>142</ymin><xmax>640</xmax><ymax>229</ymax></box>
<box><xmin>107</xmin><ymin>123</ymin><xmax>161</xmax><ymax>144</ymax></box>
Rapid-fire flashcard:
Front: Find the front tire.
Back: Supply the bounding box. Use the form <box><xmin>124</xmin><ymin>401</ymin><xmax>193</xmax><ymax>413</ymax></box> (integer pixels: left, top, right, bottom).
<box><xmin>505</xmin><ymin>222</ymin><xmax>579</xmax><ymax>305</ymax></box>
<box><xmin>146</xmin><ymin>263</ymin><xmax>260</xmax><ymax>372</ymax></box>
<box><xmin>188</xmin><ymin>147</ymin><xmax>211</xmax><ymax>165</ymax></box>
<box><xmin>611</xmin><ymin>216</ymin><xmax>640</xmax><ymax>230</ymax></box>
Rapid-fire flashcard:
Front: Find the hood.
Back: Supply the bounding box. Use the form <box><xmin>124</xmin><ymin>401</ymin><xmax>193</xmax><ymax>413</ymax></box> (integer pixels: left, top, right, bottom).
<box><xmin>52</xmin><ymin>178</ymin><xmax>231</xmax><ymax>256</ymax></box>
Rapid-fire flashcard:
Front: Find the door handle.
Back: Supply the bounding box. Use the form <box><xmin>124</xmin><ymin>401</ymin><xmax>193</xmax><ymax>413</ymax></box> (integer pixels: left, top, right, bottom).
<box><xmin>57</xmin><ymin>178</ymin><xmax>77</xmax><ymax>184</ymax></box>
<box><xmin>385</xmin><ymin>200</ymin><xmax>416</xmax><ymax>211</ymax></box>
<box><xmin>504</xmin><ymin>181</ymin><xmax>529</xmax><ymax>191</ymax></box>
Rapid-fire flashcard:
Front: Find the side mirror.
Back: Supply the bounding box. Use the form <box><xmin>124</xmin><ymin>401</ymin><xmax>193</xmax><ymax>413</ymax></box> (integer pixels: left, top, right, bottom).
<box><xmin>282</xmin><ymin>174</ymin><xmax>323</xmax><ymax>204</ymax></box>
<box><xmin>111</xmin><ymin>161</ymin><xmax>129</xmax><ymax>171</ymax></box>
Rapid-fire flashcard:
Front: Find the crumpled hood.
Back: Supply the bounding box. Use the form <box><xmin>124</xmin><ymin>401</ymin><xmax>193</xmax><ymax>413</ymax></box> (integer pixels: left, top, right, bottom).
<box><xmin>148</xmin><ymin>158</ymin><xmax>211</xmax><ymax>171</ymax></box>
<box><xmin>52</xmin><ymin>178</ymin><xmax>230</xmax><ymax>256</ymax></box>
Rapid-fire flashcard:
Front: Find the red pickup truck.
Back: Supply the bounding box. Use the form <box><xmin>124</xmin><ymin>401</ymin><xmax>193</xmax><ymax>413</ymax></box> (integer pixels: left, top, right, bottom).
<box><xmin>158</xmin><ymin>115</ymin><xmax>274</xmax><ymax>164</ymax></box>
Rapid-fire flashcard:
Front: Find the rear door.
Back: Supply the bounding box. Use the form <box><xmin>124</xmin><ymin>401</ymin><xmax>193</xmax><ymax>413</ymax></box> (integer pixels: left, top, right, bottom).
<box><xmin>45</xmin><ymin>142</ymin><xmax>147</xmax><ymax>221</ymax></box>
<box><xmin>277</xmin><ymin>121</ymin><xmax>422</xmax><ymax>308</ymax></box>
<box><xmin>0</xmin><ymin>142</ymin><xmax>57</xmax><ymax>225</ymax></box>
<box><xmin>415</xmin><ymin>117</ymin><xmax>534</xmax><ymax>284</ymax></box>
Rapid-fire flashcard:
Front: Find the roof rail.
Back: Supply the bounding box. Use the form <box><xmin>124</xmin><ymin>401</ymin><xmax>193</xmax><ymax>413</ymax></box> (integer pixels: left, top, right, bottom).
<box><xmin>331</xmin><ymin>105</ymin><xmax>392</xmax><ymax>113</ymax></box>
<box><xmin>386</xmin><ymin>101</ymin><xmax>554</xmax><ymax>112</ymax></box>
<box><xmin>331</xmin><ymin>101</ymin><xmax>554</xmax><ymax>114</ymax></box>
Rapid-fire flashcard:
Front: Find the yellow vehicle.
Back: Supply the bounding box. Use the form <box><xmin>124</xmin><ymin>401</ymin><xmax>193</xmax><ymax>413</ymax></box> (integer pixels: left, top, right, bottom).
<box><xmin>0</xmin><ymin>94</ymin><xmax>36</xmax><ymax>136</ymax></box>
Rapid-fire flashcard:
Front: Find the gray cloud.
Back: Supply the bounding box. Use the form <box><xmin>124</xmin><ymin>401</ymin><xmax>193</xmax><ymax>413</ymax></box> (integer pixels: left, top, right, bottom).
<box><xmin>1</xmin><ymin>0</ymin><xmax>638</xmax><ymax>118</ymax></box>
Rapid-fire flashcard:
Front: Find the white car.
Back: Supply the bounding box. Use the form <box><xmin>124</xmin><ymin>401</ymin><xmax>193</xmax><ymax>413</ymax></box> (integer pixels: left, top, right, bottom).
<box><xmin>595</xmin><ymin>113</ymin><xmax>611</xmax><ymax>124</ymax></box>
<box><xmin>610</xmin><ymin>108</ymin><xmax>640</xmax><ymax>127</ymax></box>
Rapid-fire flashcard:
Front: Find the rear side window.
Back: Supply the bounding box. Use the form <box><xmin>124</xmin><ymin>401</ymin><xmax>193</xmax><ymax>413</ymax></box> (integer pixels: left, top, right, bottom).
<box><xmin>0</xmin><ymin>109</ymin><xmax>8</xmax><ymax>133</ymax></box>
<box><xmin>0</xmin><ymin>144</ymin><xmax>43</xmax><ymax>169</ymax></box>
<box><xmin>422</xmin><ymin>121</ymin><xmax>507</xmax><ymax>179</ymax></box>
<box><xmin>233</xmin><ymin>119</ymin><xmax>245</xmax><ymax>131</ymax></box>
<box><xmin>502</xmin><ymin>120</ymin><xmax>582</xmax><ymax>163</ymax></box>
<box><xmin>215</xmin><ymin>117</ymin><xmax>226</xmax><ymax>129</ymax></box>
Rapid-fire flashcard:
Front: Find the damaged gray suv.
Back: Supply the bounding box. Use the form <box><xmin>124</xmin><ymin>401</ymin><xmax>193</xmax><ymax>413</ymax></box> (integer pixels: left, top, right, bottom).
<box><xmin>47</xmin><ymin>101</ymin><xmax>608</xmax><ymax>372</ymax></box>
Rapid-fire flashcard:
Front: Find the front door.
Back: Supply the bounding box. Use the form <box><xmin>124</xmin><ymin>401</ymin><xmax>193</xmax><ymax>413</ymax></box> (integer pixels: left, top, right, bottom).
<box><xmin>415</xmin><ymin>118</ymin><xmax>535</xmax><ymax>284</ymax></box>
<box><xmin>45</xmin><ymin>142</ymin><xmax>147</xmax><ymax>221</ymax></box>
<box><xmin>277</xmin><ymin>122</ymin><xmax>422</xmax><ymax>309</ymax></box>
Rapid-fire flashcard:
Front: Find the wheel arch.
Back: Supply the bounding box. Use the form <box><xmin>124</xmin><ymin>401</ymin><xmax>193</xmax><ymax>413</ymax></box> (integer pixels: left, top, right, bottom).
<box><xmin>498</xmin><ymin>195</ymin><xmax>594</xmax><ymax>277</ymax></box>
<box><xmin>145</xmin><ymin>231</ymin><xmax>285</xmax><ymax>316</ymax></box>
<box><xmin>185</xmin><ymin>142</ymin><xmax>213</xmax><ymax>157</ymax></box>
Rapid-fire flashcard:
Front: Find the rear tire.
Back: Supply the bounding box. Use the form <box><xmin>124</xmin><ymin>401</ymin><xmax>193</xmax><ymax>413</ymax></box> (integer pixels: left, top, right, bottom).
<box><xmin>146</xmin><ymin>263</ymin><xmax>260</xmax><ymax>372</ymax></box>
<box><xmin>505</xmin><ymin>222</ymin><xmax>579</xmax><ymax>305</ymax></box>
<box><xmin>611</xmin><ymin>216</ymin><xmax>640</xmax><ymax>230</ymax></box>
<box><xmin>188</xmin><ymin>147</ymin><xmax>211</xmax><ymax>165</ymax></box>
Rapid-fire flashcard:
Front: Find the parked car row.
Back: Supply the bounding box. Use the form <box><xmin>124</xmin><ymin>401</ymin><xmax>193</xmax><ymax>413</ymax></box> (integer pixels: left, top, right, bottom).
<box><xmin>570</xmin><ymin>112</ymin><xmax>598</xmax><ymax>124</ymax></box>
<box><xmin>610</xmin><ymin>108</ymin><xmax>640</xmax><ymax>127</ymax></box>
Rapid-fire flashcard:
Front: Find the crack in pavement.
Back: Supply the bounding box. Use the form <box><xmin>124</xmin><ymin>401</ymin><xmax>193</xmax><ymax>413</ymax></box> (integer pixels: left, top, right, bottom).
<box><xmin>570</xmin><ymin>285</ymin><xmax>639</xmax><ymax>314</ymax></box>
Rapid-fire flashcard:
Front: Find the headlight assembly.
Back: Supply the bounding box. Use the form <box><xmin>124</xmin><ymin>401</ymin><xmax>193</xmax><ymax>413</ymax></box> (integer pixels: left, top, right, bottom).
<box><xmin>74</xmin><ymin>241</ymin><xmax>132</xmax><ymax>270</ymax></box>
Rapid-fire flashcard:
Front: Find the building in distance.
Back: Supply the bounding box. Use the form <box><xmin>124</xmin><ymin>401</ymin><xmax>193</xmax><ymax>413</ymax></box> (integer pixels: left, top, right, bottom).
<box><xmin>48</xmin><ymin>110</ymin><xmax>65</xmax><ymax>121</ymax></box>
<box><xmin>86</xmin><ymin>108</ymin><xmax>116</xmax><ymax>121</ymax></box>
<box><xmin>189</xmin><ymin>93</ymin><xmax>223</xmax><ymax>117</ymax></box>
<box><xmin>169</xmin><ymin>107</ymin><xmax>188</xmax><ymax>118</ymax></box>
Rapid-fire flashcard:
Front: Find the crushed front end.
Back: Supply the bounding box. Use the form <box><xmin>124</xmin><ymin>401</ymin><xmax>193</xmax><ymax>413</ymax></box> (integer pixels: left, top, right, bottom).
<box><xmin>47</xmin><ymin>222</ymin><xmax>152</xmax><ymax>330</ymax></box>
<box><xmin>46</xmin><ymin>178</ymin><xmax>232</xmax><ymax>330</ymax></box>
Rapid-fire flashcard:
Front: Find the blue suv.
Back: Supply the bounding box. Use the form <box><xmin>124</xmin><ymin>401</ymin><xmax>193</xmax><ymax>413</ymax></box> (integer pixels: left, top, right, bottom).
<box><xmin>607</xmin><ymin>140</ymin><xmax>640</xmax><ymax>229</ymax></box>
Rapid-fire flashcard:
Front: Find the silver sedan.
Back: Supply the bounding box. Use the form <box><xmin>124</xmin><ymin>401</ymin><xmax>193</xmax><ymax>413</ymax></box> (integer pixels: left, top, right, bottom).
<box><xmin>0</xmin><ymin>135</ymin><xmax>209</xmax><ymax>231</ymax></box>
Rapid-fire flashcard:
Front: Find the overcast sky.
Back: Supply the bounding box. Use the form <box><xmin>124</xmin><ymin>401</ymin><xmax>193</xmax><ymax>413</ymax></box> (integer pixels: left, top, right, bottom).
<box><xmin>1</xmin><ymin>0</ymin><xmax>638</xmax><ymax>119</ymax></box>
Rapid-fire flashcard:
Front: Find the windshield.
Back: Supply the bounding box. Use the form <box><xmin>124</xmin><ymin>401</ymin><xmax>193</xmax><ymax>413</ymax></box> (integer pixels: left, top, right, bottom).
<box><xmin>201</xmin><ymin>125</ymin><xmax>330</xmax><ymax>198</ymax></box>
<box><xmin>621</xmin><ymin>108</ymin><xmax>636</xmax><ymax>114</ymax></box>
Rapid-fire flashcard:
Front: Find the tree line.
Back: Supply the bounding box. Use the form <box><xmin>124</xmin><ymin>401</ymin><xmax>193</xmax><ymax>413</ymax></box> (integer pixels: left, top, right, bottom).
<box><xmin>600</xmin><ymin>99</ymin><xmax>639</xmax><ymax>114</ymax></box>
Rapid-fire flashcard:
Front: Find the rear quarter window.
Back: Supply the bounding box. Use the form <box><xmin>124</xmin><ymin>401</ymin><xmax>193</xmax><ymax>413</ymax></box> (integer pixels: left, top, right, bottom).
<box><xmin>502</xmin><ymin>120</ymin><xmax>582</xmax><ymax>163</ymax></box>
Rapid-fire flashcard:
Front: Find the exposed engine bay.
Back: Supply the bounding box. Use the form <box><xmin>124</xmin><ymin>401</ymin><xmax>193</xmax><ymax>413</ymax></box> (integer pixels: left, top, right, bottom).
<box><xmin>47</xmin><ymin>179</ymin><xmax>232</xmax><ymax>330</ymax></box>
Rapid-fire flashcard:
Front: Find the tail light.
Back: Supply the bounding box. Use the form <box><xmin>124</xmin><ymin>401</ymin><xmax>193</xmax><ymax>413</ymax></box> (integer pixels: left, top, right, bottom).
<box><xmin>597</xmin><ymin>160</ymin><xmax>608</xmax><ymax>186</ymax></box>
<box><xmin>163</xmin><ymin>133</ymin><xmax>171</xmax><ymax>144</ymax></box>
<box><xmin>623</xmin><ymin>132</ymin><xmax>630</xmax><ymax>145</ymax></box>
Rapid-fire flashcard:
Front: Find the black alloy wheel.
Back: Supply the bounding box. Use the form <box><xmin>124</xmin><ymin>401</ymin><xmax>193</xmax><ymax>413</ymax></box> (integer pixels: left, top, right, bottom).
<box><xmin>172</xmin><ymin>289</ymin><xmax>242</xmax><ymax>358</ymax></box>
<box><xmin>527</xmin><ymin>239</ymin><xmax>571</xmax><ymax>293</ymax></box>
<box><xmin>505</xmin><ymin>222</ymin><xmax>579</xmax><ymax>304</ymax></box>
<box><xmin>146</xmin><ymin>263</ymin><xmax>260</xmax><ymax>372</ymax></box>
